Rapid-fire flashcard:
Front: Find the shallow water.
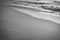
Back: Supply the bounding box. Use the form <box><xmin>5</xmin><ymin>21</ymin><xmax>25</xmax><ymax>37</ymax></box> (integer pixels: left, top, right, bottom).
<box><xmin>1</xmin><ymin>6</ymin><xmax>60</xmax><ymax>40</ymax></box>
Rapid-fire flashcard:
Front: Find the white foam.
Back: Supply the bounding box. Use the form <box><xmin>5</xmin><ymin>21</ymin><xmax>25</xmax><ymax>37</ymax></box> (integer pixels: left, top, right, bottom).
<box><xmin>11</xmin><ymin>7</ymin><xmax>60</xmax><ymax>24</ymax></box>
